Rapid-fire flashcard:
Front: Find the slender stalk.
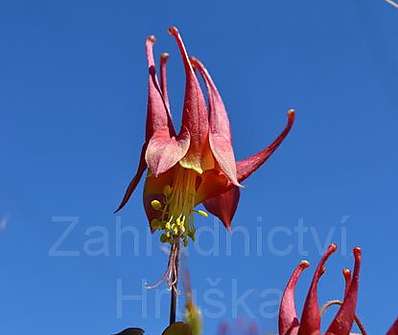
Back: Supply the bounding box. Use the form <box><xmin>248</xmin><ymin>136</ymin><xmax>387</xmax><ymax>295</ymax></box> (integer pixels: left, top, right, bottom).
<box><xmin>169</xmin><ymin>283</ymin><xmax>177</xmax><ymax>325</ymax></box>
<box><xmin>169</xmin><ymin>240</ymin><xmax>180</xmax><ymax>325</ymax></box>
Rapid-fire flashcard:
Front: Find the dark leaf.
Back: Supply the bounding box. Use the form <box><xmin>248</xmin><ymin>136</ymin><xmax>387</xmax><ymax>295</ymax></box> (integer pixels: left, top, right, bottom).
<box><xmin>112</xmin><ymin>327</ymin><xmax>145</xmax><ymax>335</ymax></box>
<box><xmin>162</xmin><ymin>322</ymin><xmax>192</xmax><ymax>335</ymax></box>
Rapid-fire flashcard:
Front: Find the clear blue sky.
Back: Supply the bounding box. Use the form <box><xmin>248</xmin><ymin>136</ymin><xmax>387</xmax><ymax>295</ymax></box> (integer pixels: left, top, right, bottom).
<box><xmin>1</xmin><ymin>0</ymin><xmax>397</xmax><ymax>334</ymax></box>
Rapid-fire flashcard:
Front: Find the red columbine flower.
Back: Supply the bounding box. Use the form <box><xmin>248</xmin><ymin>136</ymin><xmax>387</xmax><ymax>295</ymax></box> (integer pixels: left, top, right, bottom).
<box><xmin>115</xmin><ymin>26</ymin><xmax>295</xmax><ymax>245</ymax></box>
<box><xmin>279</xmin><ymin>244</ymin><xmax>365</xmax><ymax>335</ymax></box>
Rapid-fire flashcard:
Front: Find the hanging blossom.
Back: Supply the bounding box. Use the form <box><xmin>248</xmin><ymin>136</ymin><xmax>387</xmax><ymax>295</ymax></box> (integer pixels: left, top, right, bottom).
<box><xmin>115</xmin><ymin>26</ymin><xmax>294</xmax><ymax>247</ymax></box>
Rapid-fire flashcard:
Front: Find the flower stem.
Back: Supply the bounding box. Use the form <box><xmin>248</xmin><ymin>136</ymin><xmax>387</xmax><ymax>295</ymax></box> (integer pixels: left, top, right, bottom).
<box><xmin>169</xmin><ymin>240</ymin><xmax>180</xmax><ymax>325</ymax></box>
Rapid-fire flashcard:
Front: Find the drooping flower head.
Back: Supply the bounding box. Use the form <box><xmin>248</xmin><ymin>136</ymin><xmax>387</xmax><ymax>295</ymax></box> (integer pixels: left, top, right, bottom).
<box><xmin>279</xmin><ymin>244</ymin><xmax>364</xmax><ymax>335</ymax></box>
<box><xmin>115</xmin><ymin>26</ymin><xmax>295</xmax><ymax>246</ymax></box>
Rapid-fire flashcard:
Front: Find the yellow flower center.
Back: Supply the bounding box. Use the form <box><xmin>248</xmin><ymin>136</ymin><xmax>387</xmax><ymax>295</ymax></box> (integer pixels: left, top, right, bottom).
<box><xmin>150</xmin><ymin>166</ymin><xmax>208</xmax><ymax>245</ymax></box>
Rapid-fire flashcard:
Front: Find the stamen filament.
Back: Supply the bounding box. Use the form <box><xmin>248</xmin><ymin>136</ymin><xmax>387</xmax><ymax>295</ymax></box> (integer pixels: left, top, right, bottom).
<box><xmin>151</xmin><ymin>166</ymin><xmax>206</xmax><ymax>244</ymax></box>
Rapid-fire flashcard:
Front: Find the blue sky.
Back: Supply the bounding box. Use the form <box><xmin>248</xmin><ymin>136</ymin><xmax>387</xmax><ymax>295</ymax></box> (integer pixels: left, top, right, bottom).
<box><xmin>1</xmin><ymin>0</ymin><xmax>397</xmax><ymax>334</ymax></box>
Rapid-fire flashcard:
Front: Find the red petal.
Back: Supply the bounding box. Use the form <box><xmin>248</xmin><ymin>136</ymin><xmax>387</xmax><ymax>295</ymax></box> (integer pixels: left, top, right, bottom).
<box><xmin>159</xmin><ymin>52</ymin><xmax>174</xmax><ymax>134</ymax></box>
<box><xmin>203</xmin><ymin>185</ymin><xmax>240</xmax><ymax>230</ymax></box>
<box><xmin>143</xmin><ymin>169</ymin><xmax>174</xmax><ymax>231</ymax></box>
<box><xmin>342</xmin><ymin>268</ymin><xmax>351</xmax><ymax>298</ymax></box>
<box><xmin>237</xmin><ymin>110</ymin><xmax>295</xmax><ymax>182</ymax></box>
<box><xmin>115</xmin><ymin>37</ymin><xmax>174</xmax><ymax>212</ymax></box>
<box><xmin>298</xmin><ymin>244</ymin><xmax>337</xmax><ymax>335</ymax></box>
<box><xmin>144</xmin><ymin>36</ymin><xmax>174</xmax><ymax>141</ymax></box>
<box><xmin>168</xmin><ymin>27</ymin><xmax>210</xmax><ymax>174</ymax></box>
<box><xmin>145</xmin><ymin>127</ymin><xmax>190</xmax><ymax>177</ymax></box>
<box><xmin>145</xmin><ymin>37</ymin><xmax>190</xmax><ymax>176</ymax></box>
<box><xmin>196</xmin><ymin>170</ymin><xmax>230</xmax><ymax>203</ymax></box>
<box><xmin>387</xmin><ymin>318</ymin><xmax>398</xmax><ymax>335</ymax></box>
<box><xmin>114</xmin><ymin>144</ymin><xmax>147</xmax><ymax>213</ymax></box>
<box><xmin>279</xmin><ymin>260</ymin><xmax>310</xmax><ymax>335</ymax></box>
<box><xmin>191</xmin><ymin>57</ymin><xmax>240</xmax><ymax>186</ymax></box>
<box><xmin>325</xmin><ymin>247</ymin><xmax>362</xmax><ymax>335</ymax></box>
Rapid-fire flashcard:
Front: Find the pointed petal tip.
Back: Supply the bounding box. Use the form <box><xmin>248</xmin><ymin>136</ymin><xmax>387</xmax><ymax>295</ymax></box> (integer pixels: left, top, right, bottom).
<box><xmin>114</xmin><ymin>145</ymin><xmax>147</xmax><ymax>215</ymax></box>
<box><xmin>342</xmin><ymin>268</ymin><xmax>352</xmax><ymax>297</ymax></box>
<box><xmin>318</xmin><ymin>243</ymin><xmax>337</xmax><ymax>275</ymax></box>
<box><xmin>325</xmin><ymin>246</ymin><xmax>362</xmax><ymax>334</ymax></box>
<box><xmin>114</xmin><ymin>197</ymin><xmax>129</xmax><ymax>214</ymax></box>
<box><xmin>236</xmin><ymin>109</ymin><xmax>296</xmax><ymax>182</ymax></box>
<box><xmin>168</xmin><ymin>26</ymin><xmax>179</xmax><ymax>36</ymax></box>
<box><xmin>287</xmin><ymin>109</ymin><xmax>295</xmax><ymax>121</ymax></box>
<box><xmin>353</xmin><ymin>246</ymin><xmax>361</xmax><ymax>258</ymax></box>
<box><xmin>147</xmin><ymin>35</ymin><xmax>156</xmax><ymax>44</ymax></box>
<box><xmin>145</xmin><ymin>35</ymin><xmax>157</xmax><ymax>69</ymax></box>
<box><xmin>298</xmin><ymin>243</ymin><xmax>337</xmax><ymax>334</ymax></box>
<box><xmin>343</xmin><ymin>268</ymin><xmax>351</xmax><ymax>279</ymax></box>
<box><xmin>161</xmin><ymin>52</ymin><xmax>170</xmax><ymax>60</ymax></box>
<box><xmin>279</xmin><ymin>259</ymin><xmax>309</xmax><ymax>335</ymax></box>
<box><xmin>328</xmin><ymin>243</ymin><xmax>338</xmax><ymax>252</ymax></box>
<box><xmin>299</xmin><ymin>260</ymin><xmax>310</xmax><ymax>269</ymax></box>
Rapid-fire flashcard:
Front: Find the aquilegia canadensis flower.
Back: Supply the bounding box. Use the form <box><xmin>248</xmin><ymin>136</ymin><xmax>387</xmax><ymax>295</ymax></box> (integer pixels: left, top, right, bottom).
<box><xmin>279</xmin><ymin>244</ymin><xmax>365</xmax><ymax>335</ymax></box>
<box><xmin>115</xmin><ymin>26</ymin><xmax>295</xmax><ymax>248</ymax></box>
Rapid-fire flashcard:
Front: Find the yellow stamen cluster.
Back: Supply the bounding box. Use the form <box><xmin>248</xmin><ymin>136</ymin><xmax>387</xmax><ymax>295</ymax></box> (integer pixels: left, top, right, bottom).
<box><xmin>150</xmin><ymin>167</ymin><xmax>208</xmax><ymax>246</ymax></box>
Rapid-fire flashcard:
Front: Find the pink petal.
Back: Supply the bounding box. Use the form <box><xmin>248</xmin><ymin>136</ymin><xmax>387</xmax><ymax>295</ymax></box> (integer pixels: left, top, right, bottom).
<box><xmin>115</xmin><ymin>37</ymin><xmax>175</xmax><ymax>212</ymax></box>
<box><xmin>387</xmin><ymin>318</ymin><xmax>398</xmax><ymax>335</ymax></box>
<box><xmin>341</xmin><ymin>268</ymin><xmax>368</xmax><ymax>334</ymax></box>
<box><xmin>114</xmin><ymin>144</ymin><xmax>147</xmax><ymax>213</ymax></box>
<box><xmin>145</xmin><ymin>127</ymin><xmax>190</xmax><ymax>177</ymax></box>
<box><xmin>237</xmin><ymin>110</ymin><xmax>295</xmax><ymax>182</ymax></box>
<box><xmin>168</xmin><ymin>27</ymin><xmax>210</xmax><ymax>173</ymax></box>
<box><xmin>145</xmin><ymin>36</ymin><xmax>191</xmax><ymax>176</ymax></box>
<box><xmin>159</xmin><ymin>52</ymin><xmax>173</xmax><ymax>130</ymax></box>
<box><xmin>190</xmin><ymin>57</ymin><xmax>240</xmax><ymax>186</ymax></box>
<box><xmin>203</xmin><ymin>185</ymin><xmax>240</xmax><ymax>230</ymax></box>
<box><xmin>144</xmin><ymin>36</ymin><xmax>175</xmax><ymax>141</ymax></box>
<box><xmin>342</xmin><ymin>268</ymin><xmax>351</xmax><ymax>298</ymax></box>
<box><xmin>279</xmin><ymin>260</ymin><xmax>310</xmax><ymax>335</ymax></box>
<box><xmin>325</xmin><ymin>247</ymin><xmax>362</xmax><ymax>335</ymax></box>
<box><xmin>298</xmin><ymin>244</ymin><xmax>337</xmax><ymax>335</ymax></box>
